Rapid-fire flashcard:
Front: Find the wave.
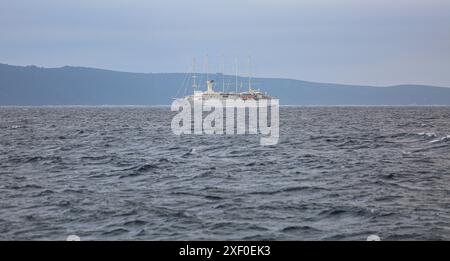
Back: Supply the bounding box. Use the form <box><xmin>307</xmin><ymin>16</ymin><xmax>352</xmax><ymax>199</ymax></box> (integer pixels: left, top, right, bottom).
<box><xmin>281</xmin><ymin>225</ymin><xmax>321</xmax><ymax>233</ymax></box>
<box><xmin>121</xmin><ymin>219</ymin><xmax>148</xmax><ymax>227</ymax></box>
<box><xmin>18</xmin><ymin>156</ymin><xmax>63</xmax><ymax>163</ymax></box>
<box><xmin>182</xmin><ymin>148</ymin><xmax>197</xmax><ymax>157</ymax></box>
<box><xmin>5</xmin><ymin>184</ymin><xmax>43</xmax><ymax>190</ymax></box>
<box><xmin>119</xmin><ymin>163</ymin><xmax>160</xmax><ymax>178</ymax></box>
<box><xmin>429</xmin><ymin>135</ymin><xmax>450</xmax><ymax>144</ymax></box>
<box><xmin>10</xmin><ymin>125</ymin><xmax>25</xmax><ymax>129</ymax></box>
<box><xmin>247</xmin><ymin>185</ymin><xmax>323</xmax><ymax>195</ymax></box>
<box><xmin>101</xmin><ymin>228</ymin><xmax>130</xmax><ymax>236</ymax></box>
<box><xmin>417</xmin><ymin>132</ymin><xmax>437</xmax><ymax>138</ymax></box>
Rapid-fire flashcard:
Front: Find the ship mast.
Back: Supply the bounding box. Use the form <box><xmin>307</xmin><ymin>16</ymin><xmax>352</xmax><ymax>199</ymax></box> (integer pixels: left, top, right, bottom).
<box><xmin>222</xmin><ymin>54</ymin><xmax>225</xmax><ymax>93</ymax></box>
<box><xmin>205</xmin><ymin>54</ymin><xmax>214</xmax><ymax>93</ymax></box>
<box><xmin>205</xmin><ymin>54</ymin><xmax>209</xmax><ymax>83</ymax></box>
<box><xmin>192</xmin><ymin>58</ymin><xmax>197</xmax><ymax>92</ymax></box>
<box><xmin>248</xmin><ymin>56</ymin><xmax>252</xmax><ymax>92</ymax></box>
<box><xmin>235</xmin><ymin>58</ymin><xmax>238</xmax><ymax>93</ymax></box>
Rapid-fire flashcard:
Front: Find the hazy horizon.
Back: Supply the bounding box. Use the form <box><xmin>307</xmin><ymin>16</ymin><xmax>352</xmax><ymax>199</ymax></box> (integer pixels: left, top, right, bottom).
<box><xmin>1</xmin><ymin>0</ymin><xmax>449</xmax><ymax>87</ymax></box>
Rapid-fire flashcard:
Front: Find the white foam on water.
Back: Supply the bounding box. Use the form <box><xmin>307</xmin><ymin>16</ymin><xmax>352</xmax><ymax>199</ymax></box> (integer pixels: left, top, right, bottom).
<box><xmin>417</xmin><ymin>132</ymin><xmax>436</xmax><ymax>138</ymax></box>
<box><xmin>367</xmin><ymin>235</ymin><xmax>381</xmax><ymax>241</ymax></box>
<box><xmin>66</xmin><ymin>235</ymin><xmax>81</xmax><ymax>241</ymax></box>
<box><xmin>429</xmin><ymin>135</ymin><xmax>450</xmax><ymax>144</ymax></box>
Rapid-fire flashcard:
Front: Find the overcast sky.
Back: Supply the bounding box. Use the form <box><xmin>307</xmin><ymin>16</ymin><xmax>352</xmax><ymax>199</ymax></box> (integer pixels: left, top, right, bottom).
<box><xmin>1</xmin><ymin>0</ymin><xmax>449</xmax><ymax>86</ymax></box>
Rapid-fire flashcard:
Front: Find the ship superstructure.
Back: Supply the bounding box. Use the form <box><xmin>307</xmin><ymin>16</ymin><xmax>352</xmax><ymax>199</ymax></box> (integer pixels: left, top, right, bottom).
<box><xmin>178</xmin><ymin>57</ymin><xmax>274</xmax><ymax>102</ymax></box>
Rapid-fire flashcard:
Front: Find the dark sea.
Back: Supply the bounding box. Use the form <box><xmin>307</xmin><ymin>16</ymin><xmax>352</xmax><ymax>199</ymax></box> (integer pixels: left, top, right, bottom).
<box><xmin>0</xmin><ymin>107</ymin><xmax>449</xmax><ymax>240</ymax></box>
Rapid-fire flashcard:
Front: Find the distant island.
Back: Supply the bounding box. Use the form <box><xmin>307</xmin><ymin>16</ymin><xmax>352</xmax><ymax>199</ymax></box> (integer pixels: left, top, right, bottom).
<box><xmin>1</xmin><ymin>63</ymin><xmax>450</xmax><ymax>106</ymax></box>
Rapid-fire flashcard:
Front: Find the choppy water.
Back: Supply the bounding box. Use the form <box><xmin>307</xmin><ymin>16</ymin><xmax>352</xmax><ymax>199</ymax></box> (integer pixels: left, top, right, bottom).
<box><xmin>0</xmin><ymin>107</ymin><xmax>449</xmax><ymax>240</ymax></box>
